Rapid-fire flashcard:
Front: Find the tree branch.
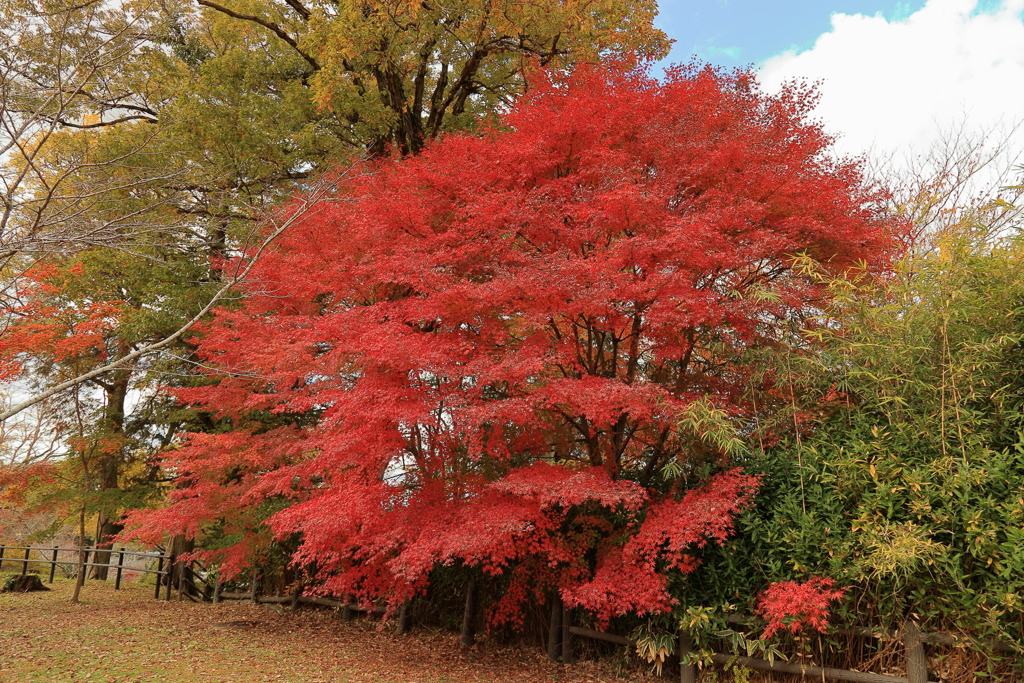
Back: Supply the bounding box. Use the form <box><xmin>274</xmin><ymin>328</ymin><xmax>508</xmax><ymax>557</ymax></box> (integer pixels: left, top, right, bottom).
<box><xmin>196</xmin><ymin>0</ymin><xmax>320</xmax><ymax>71</ymax></box>
<box><xmin>53</xmin><ymin>114</ymin><xmax>158</xmax><ymax>129</ymax></box>
<box><xmin>281</xmin><ymin>0</ymin><xmax>311</xmax><ymax>21</ymax></box>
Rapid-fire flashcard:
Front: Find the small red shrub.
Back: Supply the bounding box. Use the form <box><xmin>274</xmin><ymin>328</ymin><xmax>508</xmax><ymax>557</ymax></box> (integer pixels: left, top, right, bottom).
<box><xmin>757</xmin><ymin>577</ymin><xmax>845</xmax><ymax>638</ymax></box>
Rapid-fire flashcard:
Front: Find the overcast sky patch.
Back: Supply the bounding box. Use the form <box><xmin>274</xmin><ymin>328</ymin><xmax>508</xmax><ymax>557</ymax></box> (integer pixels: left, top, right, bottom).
<box><xmin>756</xmin><ymin>0</ymin><xmax>1024</xmax><ymax>169</ymax></box>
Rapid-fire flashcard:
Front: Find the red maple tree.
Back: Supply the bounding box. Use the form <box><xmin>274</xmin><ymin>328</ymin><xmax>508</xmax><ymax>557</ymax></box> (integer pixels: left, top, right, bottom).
<box><xmin>125</xmin><ymin>64</ymin><xmax>891</xmax><ymax>624</ymax></box>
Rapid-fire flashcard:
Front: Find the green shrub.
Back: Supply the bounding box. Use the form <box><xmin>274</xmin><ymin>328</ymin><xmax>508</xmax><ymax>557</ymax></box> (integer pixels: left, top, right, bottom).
<box><xmin>672</xmin><ymin>216</ymin><xmax>1024</xmax><ymax>654</ymax></box>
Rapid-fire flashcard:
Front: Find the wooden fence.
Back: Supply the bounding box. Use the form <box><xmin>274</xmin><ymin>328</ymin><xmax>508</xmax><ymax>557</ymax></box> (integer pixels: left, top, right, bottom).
<box><xmin>179</xmin><ymin>571</ymin><xmax>1024</xmax><ymax>683</ymax></box>
<box><xmin>558</xmin><ymin>608</ymin><xmax>1017</xmax><ymax>683</ymax></box>
<box><xmin>0</xmin><ymin>543</ymin><xmax>177</xmax><ymax>598</ymax></box>
<box><xmin>3</xmin><ymin>544</ymin><xmax>1017</xmax><ymax>682</ymax></box>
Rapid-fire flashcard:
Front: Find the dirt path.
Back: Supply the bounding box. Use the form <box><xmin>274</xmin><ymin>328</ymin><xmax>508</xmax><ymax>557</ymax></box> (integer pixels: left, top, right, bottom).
<box><xmin>0</xmin><ymin>579</ymin><xmax>637</xmax><ymax>683</ymax></box>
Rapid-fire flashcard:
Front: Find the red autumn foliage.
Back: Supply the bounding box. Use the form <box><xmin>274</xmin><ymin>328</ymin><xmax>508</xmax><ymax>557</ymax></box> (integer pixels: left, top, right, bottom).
<box><xmin>124</xmin><ymin>64</ymin><xmax>891</xmax><ymax>624</ymax></box>
<box><xmin>0</xmin><ymin>263</ymin><xmax>123</xmax><ymax>381</ymax></box>
<box><xmin>757</xmin><ymin>577</ymin><xmax>846</xmax><ymax>638</ymax></box>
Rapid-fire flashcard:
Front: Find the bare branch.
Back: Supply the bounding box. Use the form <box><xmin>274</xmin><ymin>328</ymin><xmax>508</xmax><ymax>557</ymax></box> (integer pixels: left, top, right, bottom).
<box><xmin>280</xmin><ymin>0</ymin><xmax>311</xmax><ymax>21</ymax></box>
<box><xmin>49</xmin><ymin>114</ymin><xmax>158</xmax><ymax>128</ymax></box>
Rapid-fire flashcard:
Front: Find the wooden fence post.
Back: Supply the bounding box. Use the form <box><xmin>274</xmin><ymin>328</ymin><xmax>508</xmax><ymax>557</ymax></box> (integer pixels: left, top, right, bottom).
<box><xmin>113</xmin><ymin>549</ymin><xmax>125</xmax><ymax>590</ymax></box>
<box><xmin>177</xmin><ymin>560</ymin><xmax>187</xmax><ymax>601</ymax></box>
<box><xmin>49</xmin><ymin>547</ymin><xmax>58</xmax><ymax>583</ymax></box>
<box><xmin>0</xmin><ymin>544</ymin><xmax>5</xmax><ymax>571</ymax></box>
<box><xmin>905</xmin><ymin>621</ymin><xmax>928</xmax><ymax>683</ymax></box>
<box><xmin>212</xmin><ymin>576</ymin><xmax>222</xmax><ymax>604</ymax></box>
<box><xmin>164</xmin><ymin>554</ymin><xmax>175</xmax><ymax>601</ymax></box>
<box><xmin>249</xmin><ymin>572</ymin><xmax>259</xmax><ymax>604</ymax></box>
<box><xmin>341</xmin><ymin>595</ymin><xmax>354</xmax><ymax>621</ymax></box>
<box><xmin>21</xmin><ymin>547</ymin><xmax>30</xmax><ymax>575</ymax></box>
<box><xmin>460</xmin><ymin>579</ymin><xmax>478</xmax><ymax>648</ymax></box>
<box><xmin>679</xmin><ymin>632</ymin><xmax>696</xmax><ymax>683</ymax></box>
<box><xmin>547</xmin><ymin>594</ymin><xmax>562</xmax><ymax>662</ymax></box>
<box><xmin>154</xmin><ymin>555</ymin><xmax>164</xmax><ymax>599</ymax></box>
<box><xmin>561</xmin><ymin>605</ymin><xmax>575</xmax><ymax>665</ymax></box>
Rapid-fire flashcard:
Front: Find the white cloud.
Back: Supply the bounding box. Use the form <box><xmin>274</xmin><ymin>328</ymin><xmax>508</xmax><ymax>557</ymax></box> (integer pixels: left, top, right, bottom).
<box><xmin>757</xmin><ymin>0</ymin><xmax>1024</xmax><ymax>171</ymax></box>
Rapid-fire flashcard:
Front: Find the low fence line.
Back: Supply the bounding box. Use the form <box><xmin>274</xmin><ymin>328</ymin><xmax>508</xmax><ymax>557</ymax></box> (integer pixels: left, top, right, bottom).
<box><xmin>0</xmin><ymin>543</ymin><xmax>171</xmax><ymax>592</ymax></box>
<box><xmin>2</xmin><ymin>543</ymin><xmax>1016</xmax><ymax>682</ymax></box>
<box><xmin>707</xmin><ymin>652</ymin><xmax>910</xmax><ymax>683</ymax></box>
<box><xmin>561</xmin><ymin>614</ymin><xmax>1017</xmax><ymax>683</ymax></box>
<box><xmin>724</xmin><ymin>613</ymin><xmax>1017</xmax><ymax>654</ymax></box>
<box><xmin>0</xmin><ymin>543</ymin><xmax>224</xmax><ymax>602</ymax></box>
<box><xmin>215</xmin><ymin>591</ymin><xmax>389</xmax><ymax>614</ymax></box>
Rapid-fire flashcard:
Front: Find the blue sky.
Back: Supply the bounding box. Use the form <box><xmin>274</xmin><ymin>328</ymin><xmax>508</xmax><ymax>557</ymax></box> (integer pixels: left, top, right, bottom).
<box><xmin>655</xmin><ymin>1</ymin><xmax>928</xmax><ymax>69</ymax></box>
<box><xmin>649</xmin><ymin>0</ymin><xmax>1024</xmax><ymax>179</ymax></box>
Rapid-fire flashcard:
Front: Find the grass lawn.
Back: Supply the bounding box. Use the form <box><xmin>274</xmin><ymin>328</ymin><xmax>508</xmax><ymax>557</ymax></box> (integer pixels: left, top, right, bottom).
<box><xmin>0</xmin><ymin>578</ymin><xmax>640</xmax><ymax>683</ymax></box>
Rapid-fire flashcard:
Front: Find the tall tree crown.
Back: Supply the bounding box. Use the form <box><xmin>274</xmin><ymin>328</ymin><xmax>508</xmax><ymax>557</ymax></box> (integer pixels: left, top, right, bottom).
<box><xmin>126</xmin><ymin>64</ymin><xmax>893</xmax><ymax>621</ymax></box>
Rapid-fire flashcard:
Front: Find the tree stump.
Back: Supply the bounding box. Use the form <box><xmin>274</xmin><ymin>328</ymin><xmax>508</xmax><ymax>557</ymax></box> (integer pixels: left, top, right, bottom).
<box><xmin>2</xmin><ymin>574</ymin><xmax>49</xmax><ymax>592</ymax></box>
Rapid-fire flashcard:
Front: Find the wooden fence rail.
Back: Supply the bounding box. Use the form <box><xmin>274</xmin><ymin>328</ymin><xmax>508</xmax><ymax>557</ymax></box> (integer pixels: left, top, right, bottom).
<box><xmin>723</xmin><ymin>613</ymin><xmax>1017</xmax><ymax>653</ymax></box>
<box><xmin>215</xmin><ymin>591</ymin><xmax>390</xmax><ymax>614</ymax></box>
<box><xmin>563</xmin><ymin>620</ymin><xmax>922</xmax><ymax>682</ymax></box>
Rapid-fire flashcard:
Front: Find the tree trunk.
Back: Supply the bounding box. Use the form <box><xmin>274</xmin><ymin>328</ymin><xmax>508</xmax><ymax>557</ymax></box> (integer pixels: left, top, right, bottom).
<box><xmin>90</xmin><ymin>510</ymin><xmax>123</xmax><ymax>581</ymax></box>
<box><xmin>90</xmin><ymin>371</ymin><xmax>129</xmax><ymax>580</ymax></box>
<box><xmin>396</xmin><ymin>601</ymin><xmax>411</xmax><ymax>635</ymax></box>
<box><xmin>70</xmin><ymin>505</ymin><xmax>86</xmax><ymax>603</ymax></box>
<box><xmin>165</xmin><ymin>534</ymin><xmax>194</xmax><ymax>595</ymax></box>
<box><xmin>460</xmin><ymin>579</ymin><xmax>477</xmax><ymax>648</ymax></box>
<box><xmin>548</xmin><ymin>594</ymin><xmax>562</xmax><ymax>661</ymax></box>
